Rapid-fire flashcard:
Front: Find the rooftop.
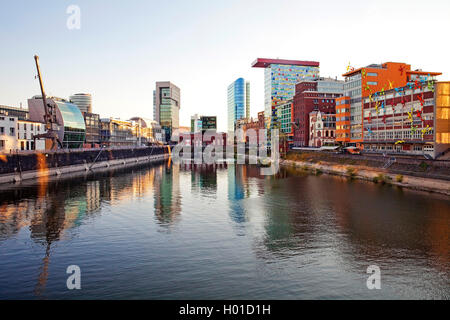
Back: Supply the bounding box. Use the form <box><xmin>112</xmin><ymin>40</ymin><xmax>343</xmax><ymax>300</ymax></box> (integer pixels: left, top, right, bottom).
<box><xmin>252</xmin><ymin>58</ymin><xmax>320</xmax><ymax>68</ymax></box>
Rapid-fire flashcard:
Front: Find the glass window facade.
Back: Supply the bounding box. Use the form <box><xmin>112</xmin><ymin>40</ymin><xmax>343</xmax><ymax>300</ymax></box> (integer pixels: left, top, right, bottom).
<box><xmin>227</xmin><ymin>78</ymin><xmax>247</xmax><ymax>133</ymax></box>
<box><xmin>55</xmin><ymin>101</ymin><xmax>86</xmax><ymax>149</ymax></box>
<box><xmin>264</xmin><ymin>64</ymin><xmax>320</xmax><ymax>129</ymax></box>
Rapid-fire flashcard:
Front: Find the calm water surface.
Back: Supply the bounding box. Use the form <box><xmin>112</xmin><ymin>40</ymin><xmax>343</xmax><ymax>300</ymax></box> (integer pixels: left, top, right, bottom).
<box><xmin>0</xmin><ymin>161</ymin><xmax>449</xmax><ymax>299</ymax></box>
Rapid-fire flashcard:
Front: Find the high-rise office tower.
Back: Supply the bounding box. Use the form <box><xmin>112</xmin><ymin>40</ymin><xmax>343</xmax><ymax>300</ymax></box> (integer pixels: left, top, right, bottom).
<box><xmin>227</xmin><ymin>78</ymin><xmax>250</xmax><ymax>133</ymax></box>
<box><xmin>245</xmin><ymin>81</ymin><xmax>250</xmax><ymax>119</ymax></box>
<box><xmin>251</xmin><ymin>58</ymin><xmax>320</xmax><ymax>129</ymax></box>
<box><xmin>153</xmin><ymin>82</ymin><xmax>180</xmax><ymax>141</ymax></box>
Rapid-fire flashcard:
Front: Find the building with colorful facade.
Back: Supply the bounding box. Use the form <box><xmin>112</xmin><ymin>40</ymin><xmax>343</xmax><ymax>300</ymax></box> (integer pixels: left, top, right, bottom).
<box><xmin>309</xmin><ymin>111</ymin><xmax>336</xmax><ymax>147</ymax></box>
<box><xmin>293</xmin><ymin>79</ymin><xmax>342</xmax><ymax>147</ymax></box>
<box><xmin>362</xmin><ymin>80</ymin><xmax>450</xmax><ymax>159</ymax></box>
<box><xmin>251</xmin><ymin>58</ymin><xmax>320</xmax><ymax>130</ymax></box>
<box><xmin>342</xmin><ymin>62</ymin><xmax>441</xmax><ymax>147</ymax></box>
<box><xmin>335</xmin><ymin>96</ymin><xmax>351</xmax><ymax>145</ymax></box>
<box><xmin>227</xmin><ymin>78</ymin><xmax>250</xmax><ymax>133</ymax></box>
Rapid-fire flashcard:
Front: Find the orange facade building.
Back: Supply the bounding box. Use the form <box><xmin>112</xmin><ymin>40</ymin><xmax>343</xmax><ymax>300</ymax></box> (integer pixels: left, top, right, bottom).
<box><xmin>335</xmin><ymin>96</ymin><xmax>351</xmax><ymax>144</ymax></box>
<box><xmin>342</xmin><ymin>62</ymin><xmax>441</xmax><ymax>147</ymax></box>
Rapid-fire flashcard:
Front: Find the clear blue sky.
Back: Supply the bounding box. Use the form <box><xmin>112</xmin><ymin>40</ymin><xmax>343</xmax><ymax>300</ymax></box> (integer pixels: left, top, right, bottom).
<box><xmin>1</xmin><ymin>0</ymin><xmax>449</xmax><ymax>131</ymax></box>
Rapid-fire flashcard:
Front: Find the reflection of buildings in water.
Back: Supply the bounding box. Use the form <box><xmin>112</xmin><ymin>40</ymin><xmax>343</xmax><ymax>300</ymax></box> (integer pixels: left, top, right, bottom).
<box><xmin>327</xmin><ymin>181</ymin><xmax>450</xmax><ymax>274</ymax></box>
<box><xmin>0</xmin><ymin>176</ymin><xmax>103</xmax><ymax>296</ymax></box>
<box><xmin>97</xmin><ymin>166</ymin><xmax>156</xmax><ymax>204</ymax></box>
<box><xmin>86</xmin><ymin>180</ymin><xmax>101</xmax><ymax>213</ymax></box>
<box><xmin>188</xmin><ymin>163</ymin><xmax>218</xmax><ymax>195</ymax></box>
<box><xmin>254</xmin><ymin>175</ymin><xmax>321</xmax><ymax>258</ymax></box>
<box><xmin>227</xmin><ymin>165</ymin><xmax>246</xmax><ymax>224</ymax></box>
<box><xmin>153</xmin><ymin>163</ymin><xmax>181</xmax><ymax>226</ymax></box>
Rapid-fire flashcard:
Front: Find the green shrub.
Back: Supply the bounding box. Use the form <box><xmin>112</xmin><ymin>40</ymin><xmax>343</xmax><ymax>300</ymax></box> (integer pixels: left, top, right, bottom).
<box><xmin>375</xmin><ymin>174</ymin><xmax>392</xmax><ymax>185</ymax></box>
<box><xmin>419</xmin><ymin>161</ymin><xmax>429</xmax><ymax>171</ymax></box>
<box><xmin>395</xmin><ymin>174</ymin><xmax>404</xmax><ymax>183</ymax></box>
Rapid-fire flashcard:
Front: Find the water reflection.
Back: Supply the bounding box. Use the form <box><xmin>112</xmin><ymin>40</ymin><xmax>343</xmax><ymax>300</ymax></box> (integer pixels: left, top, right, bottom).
<box><xmin>0</xmin><ymin>162</ymin><xmax>448</xmax><ymax>299</ymax></box>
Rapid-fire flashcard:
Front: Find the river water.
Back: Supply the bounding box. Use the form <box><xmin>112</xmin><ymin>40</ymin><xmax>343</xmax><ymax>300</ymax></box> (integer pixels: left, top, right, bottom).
<box><xmin>0</xmin><ymin>161</ymin><xmax>448</xmax><ymax>299</ymax></box>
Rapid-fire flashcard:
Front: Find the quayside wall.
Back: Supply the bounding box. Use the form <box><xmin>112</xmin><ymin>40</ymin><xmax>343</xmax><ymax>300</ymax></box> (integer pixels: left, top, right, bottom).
<box><xmin>0</xmin><ymin>146</ymin><xmax>170</xmax><ymax>184</ymax></box>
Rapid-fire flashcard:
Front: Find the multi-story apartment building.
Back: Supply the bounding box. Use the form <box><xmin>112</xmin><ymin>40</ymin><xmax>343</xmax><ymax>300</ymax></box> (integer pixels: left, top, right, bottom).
<box><xmin>17</xmin><ymin>119</ymin><xmax>46</xmax><ymax>151</ymax></box>
<box><xmin>0</xmin><ymin>115</ymin><xmax>18</xmax><ymax>152</ymax></box>
<box><xmin>153</xmin><ymin>82</ymin><xmax>180</xmax><ymax>142</ymax></box>
<box><xmin>0</xmin><ymin>105</ymin><xmax>46</xmax><ymax>152</ymax></box>
<box><xmin>251</xmin><ymin>58</ymin><xmax>320</xmax><ymax>129</ymax></box>
<box><xmin>309</xmin><ymin>111</ymin><xmax>336</xmax><ymax>147</ymax></box>
<box><xmin>293</xmin><ymin>79</ymin><xmax>343</xmax><ymax>147</ymax></box>
<box><xmin>227</xmin><ymin>78</ymin><xmax>250</xmax><ymax>133</ymax></box>
<box><xmin>342</xmin><ymin>62</ymin><xmax>441</xmax><ymax>147</ymax></box>
<box><xmin>362</xmin><ymin>80</ymin><xmax>449</xmax><ymax>159</ymax></box>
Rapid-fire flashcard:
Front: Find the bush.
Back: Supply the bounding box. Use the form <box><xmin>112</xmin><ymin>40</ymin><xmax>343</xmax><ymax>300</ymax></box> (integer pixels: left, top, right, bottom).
<box><xmin>395</xmin><ymin>174</ymin><xmax>404</xmax><ymax>183</ymax></box>
<box><xmin>419</xmin><ymin>161</ymin><xmax>429</xmax><ymax>171</ymax></box>
<box><xmin>374</xmin><ymin>174</ymin><xmax>392</xmax><ymax>185</ymax></box>
<box><xmin>315</xmin><ymin>168</ymin><xmax>323</xmax><ymax>175</ymax></box>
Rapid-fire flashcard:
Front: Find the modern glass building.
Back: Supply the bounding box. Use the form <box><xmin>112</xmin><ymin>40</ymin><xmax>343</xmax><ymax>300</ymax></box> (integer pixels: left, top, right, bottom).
<box><xmin>70</xmin><ymin>93</ymin><xmax>92</xmax><ymax>113</ymax></box>
<box><xmin>154</xmin><ymin>82</ymin><xmax>180</xmax><ymax>142</ymax></box>
<box><xmin>252</xmin><ymin>58</ymin><xmax>320</xmax><ymax>129</ymax></box>
<box><xmin>28</xmin><ymin>96</ymin><xmax>86</xmax><ymax>149</ymax></box>
<box><xmin>227</xmin><ymin>78</ymin><xmax>250</xmax><ymax>133</ymax></box>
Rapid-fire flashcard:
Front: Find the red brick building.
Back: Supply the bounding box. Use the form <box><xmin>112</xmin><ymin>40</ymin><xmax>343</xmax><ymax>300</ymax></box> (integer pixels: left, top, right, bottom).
<box><xmin>293</xmin><ymin>82</ymin><xmax>342</xmax><ymax>147</ymax></box>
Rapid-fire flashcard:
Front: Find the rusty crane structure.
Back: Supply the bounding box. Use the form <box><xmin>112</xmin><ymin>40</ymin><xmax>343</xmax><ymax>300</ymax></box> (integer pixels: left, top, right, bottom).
<box><xmin>32</xmin><ymin>55</ymin><xmax>63</xmax><ymax>150</ymax></box>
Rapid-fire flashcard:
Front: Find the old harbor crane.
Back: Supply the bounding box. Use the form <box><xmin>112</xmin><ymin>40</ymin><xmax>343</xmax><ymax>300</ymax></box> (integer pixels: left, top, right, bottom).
<box><xmin>32</xmin><ymin>55</ymin><xmax>63</xmax><ymax>150</ymax></box>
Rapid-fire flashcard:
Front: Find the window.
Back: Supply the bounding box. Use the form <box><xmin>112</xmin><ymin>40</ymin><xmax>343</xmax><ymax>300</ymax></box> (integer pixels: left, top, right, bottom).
<box><xmin>0</xmin><ymin>127</ymin><xmax>4</xmax><ymax>134</ymax></box>
<box><xmin>367</xmin><ymin>81</ymin><xmax>378</xmax><ymax>86</ymax></box>
<box><xmin>9</xmin><ymin>118</ymin><xmax>14</xmax><ymax>122</ymax></box>
<box><xmin>367</xmin><ymin>72</ymin><xmax>378</xmax><ymax>77</ymax></box>
<box><xmin>9</xmin><ymin>128</ymin><xmax>14</xmax><ymax>136</ymax></box>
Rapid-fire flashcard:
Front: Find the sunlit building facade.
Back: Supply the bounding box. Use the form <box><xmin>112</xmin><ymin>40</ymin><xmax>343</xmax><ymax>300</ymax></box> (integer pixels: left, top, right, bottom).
<box><xmin>342</xmin><ymin>62</ymin><xmax>441</xmax><ymax>147</ymax></box>
<box><xmin>362</xmin><ymin>80</ymin><xmax>449</xmax><ymax>159</ymax></box>
<box><xmin>28</xmin><ymin>96</ymin><xmax>86</xmax><ymax>149</ymax></box>
<box><xmin>251</xmin><ymin>58</ymin><xmax>320</xmax><ymax>129</ymax></box>
<box><xmin>154</xmin><ymin>82</ymin><xmax>180</xmax><ymax>142</ymax></box>
<box><xmin>70</xmin><ymin>93</ymin><xmax>92</xmax><ymax>113</ymax></box>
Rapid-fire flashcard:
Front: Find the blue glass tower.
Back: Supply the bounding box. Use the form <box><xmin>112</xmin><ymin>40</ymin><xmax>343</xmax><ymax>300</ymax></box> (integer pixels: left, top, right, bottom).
<box><xmin>227</xmin><ymin>78</ymin><xmax>249</xmax><ymax>133</ymax></box>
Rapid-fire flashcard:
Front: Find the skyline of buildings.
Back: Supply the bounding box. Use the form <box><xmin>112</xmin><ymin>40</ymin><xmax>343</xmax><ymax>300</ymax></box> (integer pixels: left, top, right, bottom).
<box><xmin>1</xmin><ymin>57</ymin><xmax>449</xmax><ymax>159</ymax></box>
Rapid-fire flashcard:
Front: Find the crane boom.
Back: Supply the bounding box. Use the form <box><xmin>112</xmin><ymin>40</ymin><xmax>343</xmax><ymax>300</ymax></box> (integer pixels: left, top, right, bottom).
<box><xmin>32</xmin><ymin>55</ymin><xmax>63</xmax><ymax>150</ymax></box>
